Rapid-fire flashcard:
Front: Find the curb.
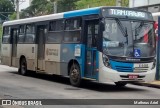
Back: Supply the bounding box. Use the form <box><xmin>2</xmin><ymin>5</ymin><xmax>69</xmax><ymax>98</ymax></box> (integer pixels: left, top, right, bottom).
<box><xmin>131</xmin><ymin>82</ymin><xmax>160</xmax><ymax>89</ymax></box>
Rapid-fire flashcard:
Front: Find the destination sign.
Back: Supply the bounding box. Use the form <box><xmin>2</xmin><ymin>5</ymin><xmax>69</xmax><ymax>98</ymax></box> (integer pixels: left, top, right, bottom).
<box><xmin>102</xmin><ymin>8</ymin><xmax>153</xmax><ymax>20</ymax></box>
<box><xmin>109</xmin><ymin>9</ymin><xmax>146</xmax><ymax>18</ymax></box>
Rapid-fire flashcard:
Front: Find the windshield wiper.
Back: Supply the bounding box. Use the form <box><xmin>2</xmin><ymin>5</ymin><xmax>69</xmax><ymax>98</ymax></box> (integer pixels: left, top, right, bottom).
<box><xmin>115</xmin><ymin>18</ymin><xmax>128</xmax><ymax>44</ymax></box>
<box><xmin>134</xmin><ymin>21</ymin><xmax>146</xmax><ymax>38</ymax></box>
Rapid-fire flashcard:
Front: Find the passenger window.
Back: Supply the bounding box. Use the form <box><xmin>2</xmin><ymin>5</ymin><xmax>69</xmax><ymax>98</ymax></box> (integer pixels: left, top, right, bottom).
<box><xmin>65</xmin><ymin>18</ymin><xmax>81</xmax><ymax>30</ymax></box>
<box><xmin>49</xmin><ymin>21</ymin><xmax>56</xmax><ymax>31</ymax></box>
<box><xmin>63</xmin><ymin>18</ymin><xmax>81</xmax><ymax>43</ymax></box>
<box><xmin>18</xmin><ymin>25</ymin><xmax>25</xmax><ymax>43</ymax></box>
<box><xmin>25</xmin><ymin>24</ymin><xmax>35</xmax><ymax>43</ymax></box>
<box><xmin>47</xmin><ymin>20</ymin><xmax>64</xmax><ymax>43</ymax></box>
<box><xmin>49</xmin><ymin>20</ymin><xmax>63</xmax><ymax>31</ymax></box>
<box><xmin>2</xmin><ymin>26</ymin><xmax>10</xmax><ymax>43</ymax></box>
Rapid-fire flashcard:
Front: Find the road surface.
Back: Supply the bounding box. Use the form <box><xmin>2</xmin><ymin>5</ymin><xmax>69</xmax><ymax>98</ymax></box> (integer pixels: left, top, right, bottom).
<box><xmin>0</xmin><ymin>65</ymin><xmax>159</xmax><ymax>108</ymax></box>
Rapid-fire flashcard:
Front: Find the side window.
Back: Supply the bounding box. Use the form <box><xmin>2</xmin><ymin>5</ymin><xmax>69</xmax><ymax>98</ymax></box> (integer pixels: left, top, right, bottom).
<box><xmin>49</xmin><ymin>20</ymin><xmax>63</xmax><ymax>31</ymax></box>
<box><xmin>49</xmin><ymin>21</ymin><xmax>56</xmax><ymax>31</ymax></box>
<box><xmin>18</xmin><ymin>25</ymin><xmax>25</xmax><ymax>43</ymax></box>
<box><xmin>65</xmin><ymin>18</ymin><xmax>81</xmax><ymax>30</ymax></box>
<box><xmin>25</xmin><ymin>24</ymin><xmax>35</xmax><ymax>43</ymax></box>
<box><xmin>64</xmin><ymin>18</ymin><xmax>81</xmax><ymax>43</ymax></box>
<box><xmin>2</xmin><ymin>26</ymin><xmax>10</xmax><ymax>44</ymax></box>
<box><xmin>47</xmin><ymin>20</ymin><xmax>64</xmax><ymax>43</ymax></box>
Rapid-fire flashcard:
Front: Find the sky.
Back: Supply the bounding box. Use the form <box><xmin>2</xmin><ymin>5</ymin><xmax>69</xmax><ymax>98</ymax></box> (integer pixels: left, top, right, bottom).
<box><xmin>19</xmin><ymin>0</ymin><xmax>30</xmax><ymax>11</ymax></box>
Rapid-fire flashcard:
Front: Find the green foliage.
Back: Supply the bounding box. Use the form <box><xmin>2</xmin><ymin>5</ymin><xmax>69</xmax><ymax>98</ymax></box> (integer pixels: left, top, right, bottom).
<box><xmin>121</xmin><ymin>0</ymin><xmax>129</xmax><ymax>7</ymax></box>
<box><xmin>57</xmin><ymin>0</ymin><xmax>78</xmax><ymax>13</ymax></box>
<box><xmin>21</xmin><ymin>0</ymin><xmax>79</xmax><ymax>18</ymax></box>
<box><xmin>9</xmin><ymin>12</ymin><xmax>17</xmax><ymax>20</ymax></box>
<box><xmin>0</xmin><ymin>0</ymin><xmax>15</xmax><ymax>23</ymax></box>
<box><xmin>76</xmin><ymin>0</ymin><xmax>129</xmax><ymax>9</ymax></box>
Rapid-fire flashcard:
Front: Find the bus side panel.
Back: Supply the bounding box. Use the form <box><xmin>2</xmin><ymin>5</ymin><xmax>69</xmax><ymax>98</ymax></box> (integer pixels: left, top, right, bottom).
<box><xmin>1</xmin><ymin>44</ymin><xmax>12</xmax><ymax>66</ymax></box>
<box><xmin>45</xmin><ymin>44</ymin><xmax>61</xmax><ymax>75</ymax></box>
<box><xmin>17</xmin><ymin>44</ymin><xmax>37</xmax><ymax>71</ymax></box>
<box><xmin>60</xmin><ymin>44</ymin><xmax>85</xmax><ymax>77</ymax></box>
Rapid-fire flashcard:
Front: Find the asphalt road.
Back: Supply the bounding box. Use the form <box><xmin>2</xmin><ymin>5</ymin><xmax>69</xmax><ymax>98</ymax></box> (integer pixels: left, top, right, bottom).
<box><xmin>0</xmin><ymin>65</ymin><xmax>160</xmax><ymax>108</ymax></box>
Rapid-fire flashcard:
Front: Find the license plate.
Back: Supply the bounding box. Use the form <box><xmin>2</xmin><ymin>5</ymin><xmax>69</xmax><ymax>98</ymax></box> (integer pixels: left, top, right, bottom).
<box><xmin>128</xmin><ymin>75</ymin><xmax>138</xmax><ymax>79</ymax></box>
<box><xmin>135</xmin><ymin>63</ymin><xmax>148</xmax><ymax>68</ymax></box>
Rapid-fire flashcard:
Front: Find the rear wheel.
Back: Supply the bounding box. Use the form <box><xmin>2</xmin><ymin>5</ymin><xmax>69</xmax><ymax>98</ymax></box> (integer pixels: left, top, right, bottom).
<box><xmin>19</xmin><ymin>58</ymin><xmax>28</xmax><ymax>75</ymax></box>
<box><xmin>115</xmin><ymin>82</ymin><xmax>127</xmax><ymax>87</ymax></box>
<box><xmin>69</xmin><ymin>63</ymin><xmax>81</xmax><ymax>87</ymax></box>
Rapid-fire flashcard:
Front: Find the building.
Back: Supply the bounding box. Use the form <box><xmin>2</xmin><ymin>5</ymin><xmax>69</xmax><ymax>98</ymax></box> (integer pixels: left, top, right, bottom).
<box><xmin>129</xmin><ymin>0</ymin><xmax>160</xmax><ymax>13</ymax></box>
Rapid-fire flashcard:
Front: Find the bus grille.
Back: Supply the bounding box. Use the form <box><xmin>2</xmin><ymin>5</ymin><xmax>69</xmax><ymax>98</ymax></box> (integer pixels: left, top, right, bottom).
<box><xmin>115</xmin><ymin>66</ymin><xmax>133</xmax><ymax>72</ymax></box>
<box><xmin>115</xmin><ymin>66</ymin><xmax>149</xmax><ymax>72</ymax></box>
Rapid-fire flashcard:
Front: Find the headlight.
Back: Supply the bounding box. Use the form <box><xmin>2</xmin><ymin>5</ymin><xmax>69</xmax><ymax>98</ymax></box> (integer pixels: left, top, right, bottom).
<box><xmin>102</xmin><ymin>54</ymin><xmax>111</xmax><ymax>68</ymax></box>
<box><xmin>151</xmin><ymin>59</ymin><xmax>156</xmax><ymax>70</ymax></box>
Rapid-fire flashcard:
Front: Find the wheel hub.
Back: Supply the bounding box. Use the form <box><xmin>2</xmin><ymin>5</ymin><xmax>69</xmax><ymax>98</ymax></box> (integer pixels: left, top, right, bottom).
<box><xmin>71</xmin><ymin>68</ymin><xmax>79</xmax><ymax>81</ymax></box>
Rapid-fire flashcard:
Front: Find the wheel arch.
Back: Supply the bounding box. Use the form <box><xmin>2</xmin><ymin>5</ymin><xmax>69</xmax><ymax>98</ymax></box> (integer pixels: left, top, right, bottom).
<box><xmin>19</xmin><ymin>55</ymin><xmax>26</xmax><ymax>66</ymax></box>
<box><xmin>68</xmin><ymin>59</ymin><xmax>80</xmax><ymax>76</ymax></box>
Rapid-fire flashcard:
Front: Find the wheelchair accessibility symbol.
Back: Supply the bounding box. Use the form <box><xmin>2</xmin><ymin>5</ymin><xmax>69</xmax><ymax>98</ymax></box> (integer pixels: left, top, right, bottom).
<box><xmin>134</xmin><ymin>49</ymin><xmax>141</xmax><ymax>57</ymax></box>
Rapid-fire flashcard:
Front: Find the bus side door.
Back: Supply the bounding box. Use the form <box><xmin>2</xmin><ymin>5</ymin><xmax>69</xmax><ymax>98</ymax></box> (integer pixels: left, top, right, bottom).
<box><xmin>37</xmin><ymin>25</ymin><xmax>46</xmax><ymax>71</ymax></box>
<box><xmin>84</xmin><ymin>19</ymin><xmax>99</xmax><ymax>79</ymax></box>
<box><xmin>11</xmin><ymin>28</ymin><xmax>18</xmax><ymax>67</ymax></box>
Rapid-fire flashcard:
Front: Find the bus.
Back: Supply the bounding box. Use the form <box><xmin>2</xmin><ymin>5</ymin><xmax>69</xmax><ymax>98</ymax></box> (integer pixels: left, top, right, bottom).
<box><xmin>1</xmin><ymin>6</ymin><xmax>156</xmax><ymax>87</ymax></box>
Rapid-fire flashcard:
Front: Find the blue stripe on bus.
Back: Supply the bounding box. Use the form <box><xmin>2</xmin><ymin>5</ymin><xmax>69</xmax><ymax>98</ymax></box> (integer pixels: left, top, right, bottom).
<box><xmin>110</xmin><ymin>60</ymin><xmax>134</xmax><ymax>72</ymax></box>
<box><xmin>64</xmin><ymin>7</ymin><xmax>100</xmax><ymax>18</ymax></box>
<box><xmin>60</xmin><ymin>44</ymin><xmax>85</xmax><ymax>77</ymax></box>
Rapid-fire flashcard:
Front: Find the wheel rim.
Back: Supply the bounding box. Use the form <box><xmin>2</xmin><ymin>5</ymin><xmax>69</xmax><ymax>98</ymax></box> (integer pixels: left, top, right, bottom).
<box><xmin>71</xmin><ymin>68</ymin><xmax>79</xmax><ymax>82</ymax></box>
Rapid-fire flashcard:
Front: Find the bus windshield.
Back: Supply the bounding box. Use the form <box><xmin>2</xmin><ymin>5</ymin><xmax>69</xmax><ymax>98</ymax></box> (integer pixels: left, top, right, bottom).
<box><xmin>103</xmin><ymin>18</ymin><xmax>156</xmax><ymax>58</ymax></box>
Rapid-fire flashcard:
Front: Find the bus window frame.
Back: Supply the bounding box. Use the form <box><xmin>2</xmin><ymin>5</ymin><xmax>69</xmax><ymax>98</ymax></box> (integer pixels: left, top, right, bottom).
<box><xmin>17</xmin><ymin>25</ymin><xmax>25</xmax><ymax>44</ymax></box>
<box><xmin>24</xmin><ymin>23</ymin><xmax>36</xmax><ymax>44</ymax></box>
<box><xmin>63</xmin><ymin>17</ymin><xmax>82</xmax><ymax>43</ymax></box>
<box><xmin>46</xmin><ymin>19</ymin><xmax>64</xmax><ymax>44</ymax></box>
<box><xmin>2</xmin><ymin>26</ymin><xmax>11</xmax><ymax>44</ymax></box>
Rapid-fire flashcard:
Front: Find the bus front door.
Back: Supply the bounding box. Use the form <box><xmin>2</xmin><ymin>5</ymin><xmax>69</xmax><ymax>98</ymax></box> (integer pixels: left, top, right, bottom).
<box><xmin>11</xmin><ymin>28</ymin><xmax>18</xmax><ymax>67</ymax></box>
<box><xmin>37</xmin><ymin>26</ymin><xmax>46</xmax><ymax>71</ymax></box>
<box><xmin>84</xmin><ymin>20</ymin><xmax>99</xmax><ymax>79</ymax></box>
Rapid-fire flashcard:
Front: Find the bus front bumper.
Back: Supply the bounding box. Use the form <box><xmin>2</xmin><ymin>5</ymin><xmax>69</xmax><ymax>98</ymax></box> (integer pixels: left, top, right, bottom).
<box><xmin>98</xmin><ymin>66</ymin><xmax>156</xmax><ymax>83</ymax></box>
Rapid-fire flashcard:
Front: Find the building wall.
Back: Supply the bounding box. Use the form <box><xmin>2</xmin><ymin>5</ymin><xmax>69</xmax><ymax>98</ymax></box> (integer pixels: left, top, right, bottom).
<box><xmin>129</xmin><ymin>0</ymin><xmax>160</xmax><ymax>13</ymax></box>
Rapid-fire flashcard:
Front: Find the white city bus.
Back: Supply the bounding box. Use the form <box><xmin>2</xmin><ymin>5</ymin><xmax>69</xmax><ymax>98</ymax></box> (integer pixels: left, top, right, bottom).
<box><xmin>1</xmin><ymin>7</ymin><xmax>156</xmax><ymax>87</ymax></box>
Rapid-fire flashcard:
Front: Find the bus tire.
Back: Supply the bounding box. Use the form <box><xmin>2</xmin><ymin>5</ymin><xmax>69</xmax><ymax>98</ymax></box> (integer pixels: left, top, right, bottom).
<box><xmin>115</xmin><ymin>82</ymin><xmax>127</xmax><ymax>87</ymax></box>
<box><xmin>19</xmin><ymin>58</ymin><xmax>28</xmax><ymax>76</ymax></box>
<box><xmin>69</xmin><ymin>63</ymin><xmax>81</xmax><ymax>87</ymax></box>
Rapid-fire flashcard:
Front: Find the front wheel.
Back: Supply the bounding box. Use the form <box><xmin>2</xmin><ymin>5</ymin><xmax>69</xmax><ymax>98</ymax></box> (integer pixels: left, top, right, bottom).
<box><xmin>19</xmin><ymin>58</ymin><xmax>28</xmax><ymax>76</ymax></box>
<box><xmin>115</xmin><ymin>82</ymin><xmax>127</xmax><ymax>87</ymax></box>
<box><xmin>69</xmin><ymin>63</ymin><xmax>81</xmax><ymax>87</ymax></box>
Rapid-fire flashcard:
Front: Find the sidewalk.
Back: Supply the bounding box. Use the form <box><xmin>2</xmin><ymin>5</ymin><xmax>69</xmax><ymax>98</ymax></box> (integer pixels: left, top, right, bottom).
<box><xmin>132</xmin><ymin>81</ymin><xmax>160</xmax><ymax>89</ymax></box>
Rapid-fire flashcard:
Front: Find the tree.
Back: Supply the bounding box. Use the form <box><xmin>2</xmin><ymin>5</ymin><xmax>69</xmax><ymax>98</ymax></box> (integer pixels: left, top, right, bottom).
<box><xmin>57</xmin><ymin>0</ymin><xmax>78</xmax><ymax>13</ymax></box>
<box><xmin>0</xmin><ymin>0</ymin><xmax>15</xmax><ymax>23</ymax></box>
<box><xmin>9</xmin><ymin>12</ymin><xmax>16</xmax><ymax>20</ymax></box>
<box><xmin>75</xmin><ymin>0</ymin><xmax>129</xmax><ymax>9</ymax></box>
<box><xmin>20</xmin><ymin>0</ymin><xmax>79</xmax><ymax>18</ymax></box>
<box><xmin>20</xmin><ymin>0</ymin><xmax>53</xmax><ymax>18</ymax></box>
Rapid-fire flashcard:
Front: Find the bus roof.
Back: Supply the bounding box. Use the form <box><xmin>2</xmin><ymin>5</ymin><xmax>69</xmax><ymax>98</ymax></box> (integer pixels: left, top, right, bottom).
<box><xmin>3</xmin><ymin>6</ymin><xmax>153</xmax><ymax>26</ymax></box>
<box><xmin>3</xmin><ymin>7</ymin><xmax>101</xmax><ymax>26</ymax></box>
